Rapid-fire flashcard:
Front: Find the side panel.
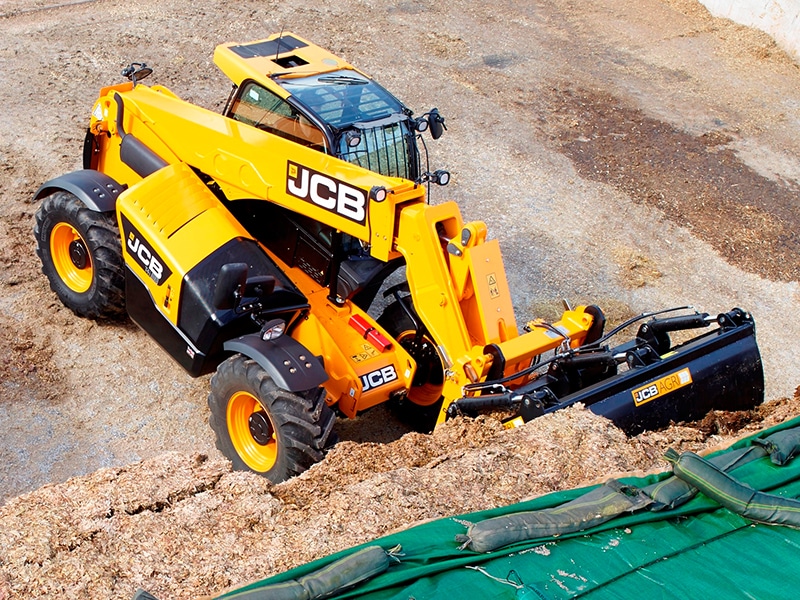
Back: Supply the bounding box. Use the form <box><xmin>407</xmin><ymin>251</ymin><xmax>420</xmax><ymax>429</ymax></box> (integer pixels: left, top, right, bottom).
<box><xmin>289</xmin><ymin>305</ymin><xmax>415</xmax><ymax>418</ymax></box>
<box><xmin>116</xmin><ymin>162</ymin><xmax>250</xmax><ymax>327</ymax></box>
<box><xmin>124</xmin><ymin>267</ymin><xmax>208</xmax><ymax>375</ymax></box>
<box><xmin>125</xmin><ymin>235</ymin><xmax>309</xmax><ymax>377</ymax></box>
<box><xmin>117</xmin><ymin>162</ymin><xmax>309</xmax><ymax>375</ymax></box>
<box><xmin>178</xmin><ymin>237</ymin><xmax>308</xmax><ymax>354</ymax></box>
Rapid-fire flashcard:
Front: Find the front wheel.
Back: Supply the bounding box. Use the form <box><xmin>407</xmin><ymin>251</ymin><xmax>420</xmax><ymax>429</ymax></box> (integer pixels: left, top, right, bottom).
<box><xmin>208</xmin><ymin>354</ymin><xmax>336</xmax><ymax>483</ymax></box>
<box><xmin>34</xmin><ymin>191</ymin><xmax>125</xmax><ymax>319</ymax></box>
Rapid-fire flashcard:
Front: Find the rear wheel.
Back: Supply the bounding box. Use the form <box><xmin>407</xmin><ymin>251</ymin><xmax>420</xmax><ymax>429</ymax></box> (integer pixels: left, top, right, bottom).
<box><xmin>34</xmin><ymin>191</ymin><xmax>124</xmax><ymax>319</ymax></box>
<box><xmin>378</xmin><ymin>301</ymin><xmax>444</xmax><ymax>432</ymax></box>
<box><xmin>208</xmin><ymin>354</ymin><xmax>336</xmax><ymax>483</ymax></box>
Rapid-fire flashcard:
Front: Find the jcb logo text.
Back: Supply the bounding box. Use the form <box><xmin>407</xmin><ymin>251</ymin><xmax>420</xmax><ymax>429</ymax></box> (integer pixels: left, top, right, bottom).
<box><xmin>361</xmin><ymin>365</ymin><xmax>398</xmax><ymax>392</ymax></box>
<box><xmin>120</xmin><ymin>214</ymin><xmax>172</xmax><ymax>285</ymax></box>
<box><xmin>286</xmin><ymin>161</ymin><xmax>366</xmax><ymax>223</ymax></box>
<box><xmin>632</xmin><ymin>368</ymin><xmax>693</xmax><ymax>406</ymax></box>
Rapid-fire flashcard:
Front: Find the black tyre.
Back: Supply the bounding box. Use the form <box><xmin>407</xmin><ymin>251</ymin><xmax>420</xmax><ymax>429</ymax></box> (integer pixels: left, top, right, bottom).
<box><xmin>208</xmin><ymin>354</ymin><xmax>336</xmax><ymax>483</ymax></box>
<box><xmin>377</xmin><ymin>301</ymin><xmax>445</xmax><ymax>432</ymax></box>
<box><xmin>34</xmin><ymin>191</ymin><xmax>125</xmax><ymax>319</ymax></box>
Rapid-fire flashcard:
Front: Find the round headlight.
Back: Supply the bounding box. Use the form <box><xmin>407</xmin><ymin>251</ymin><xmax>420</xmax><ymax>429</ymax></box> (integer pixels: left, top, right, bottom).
<box><xmin>261</xmin><ymin>319</ymin><xmax>286</xmax><ymax>341</ymax></box>
<box><xmin>370</xmin><ymin>186</ymin><xmax>388</xmax><ymax>202</ymax></box>
<box><xmin>434</xmin><ymin>170</ymin><xmax>451</xmax><ymax>186</ymax></box>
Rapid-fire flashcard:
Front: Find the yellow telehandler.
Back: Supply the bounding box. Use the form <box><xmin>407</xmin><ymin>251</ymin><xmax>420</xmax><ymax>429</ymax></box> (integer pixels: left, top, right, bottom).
<box><xmin>33</xmin><ymin>33</ymin><xmax>763</xmax><ymax>482</ymax></box>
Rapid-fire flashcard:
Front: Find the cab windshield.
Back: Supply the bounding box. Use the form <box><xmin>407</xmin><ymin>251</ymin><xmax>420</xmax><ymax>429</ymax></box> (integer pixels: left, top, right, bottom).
<box><xmin>276</xmin><ymin>70</ymin><xmax>406</xmax><ymax>128</ymax></box>
<box><xmin>275</xmin><ymin>70</ymin><xmax>417</xmax><ymax>180</ymax></box>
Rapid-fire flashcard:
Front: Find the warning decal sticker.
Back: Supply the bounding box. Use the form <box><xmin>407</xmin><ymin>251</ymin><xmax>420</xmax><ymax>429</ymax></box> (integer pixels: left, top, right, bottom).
<box><xmin>487</xmin><ymin>273</ymin><xmax>500</xmax><ymax>298</ymax></box>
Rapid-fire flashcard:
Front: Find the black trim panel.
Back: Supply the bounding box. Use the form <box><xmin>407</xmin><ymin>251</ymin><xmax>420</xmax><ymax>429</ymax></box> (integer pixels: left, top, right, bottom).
<box><xmin>125</xmin><ymin>266</ymin><xmax>209</xmax><ymax>376</ymax></box>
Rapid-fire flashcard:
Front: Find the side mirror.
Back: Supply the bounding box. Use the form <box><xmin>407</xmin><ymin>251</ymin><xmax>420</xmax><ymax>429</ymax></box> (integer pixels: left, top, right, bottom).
<box><xmin>213</xmin><ymin>263</ymin><xmax>248</xmax><ymax>310</ymax></box>
<box><xmin>428</xmin><ymin>108</ymin><xmax>446</xmax><ymax>140</ymax></box>
<box><xmin>243</xmin><ymin>275</ymin><xmax>275</xmax><ymax>299</ymax></box>
<box><xmin>121</xmin><ymin>62</ymin><xmax>153</xmax><ymax>87</ymax></box>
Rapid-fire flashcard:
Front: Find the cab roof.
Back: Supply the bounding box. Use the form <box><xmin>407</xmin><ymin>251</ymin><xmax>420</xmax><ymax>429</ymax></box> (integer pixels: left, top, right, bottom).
<box><xmin>214</xmin><ymin>32</ymin><xmax>360</xmax><ymax>93</ymax></box>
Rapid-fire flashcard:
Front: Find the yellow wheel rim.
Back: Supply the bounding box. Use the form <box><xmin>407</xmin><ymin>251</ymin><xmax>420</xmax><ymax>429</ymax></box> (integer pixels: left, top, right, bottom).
<box><xmin>227</xmin><ymin>390</ymin><xmax>278</xmax><ymax>472</ymax></box>
<box><xmin>397</xmin><ymin>331</ymin><xmax>444</xmax><ymax>407</ymax></box>
<box><xmin>50</xmin><ymin>222</ymin><xmax>93</xmax><ymax>293</ymax></box>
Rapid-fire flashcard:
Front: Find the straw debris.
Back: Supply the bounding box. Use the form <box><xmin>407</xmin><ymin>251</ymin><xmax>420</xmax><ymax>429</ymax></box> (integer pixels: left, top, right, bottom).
<box><xmin>2</xmin><ymin>396</ymin><xmax>797</xmax><ymax>599</ymax></box>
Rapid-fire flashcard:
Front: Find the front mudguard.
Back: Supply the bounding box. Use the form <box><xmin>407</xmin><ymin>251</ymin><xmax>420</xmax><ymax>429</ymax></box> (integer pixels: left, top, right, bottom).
<box><xmin>223</xmin><ymin>333</ymin><xmax>328</xmax><ymax>392</ymax></box>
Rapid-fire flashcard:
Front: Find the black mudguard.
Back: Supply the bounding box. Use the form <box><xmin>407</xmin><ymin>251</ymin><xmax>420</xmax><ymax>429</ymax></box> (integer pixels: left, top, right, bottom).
<box><xmin>33</xmin><ymin>169</ymin><xmax>124</xmax><ymax>212</ymax></box>
<box><xmin>224</xmin><ymin>333</ymin><xmax>328</xmax><ymax>392</ymax></box>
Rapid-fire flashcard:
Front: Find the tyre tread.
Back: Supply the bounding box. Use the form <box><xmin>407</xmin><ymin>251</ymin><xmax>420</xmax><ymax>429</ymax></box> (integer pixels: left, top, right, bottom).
<box><xmin>34</xmin><ymin>191</ymin><xmax>125</xmax><ymax>319</ymax></box>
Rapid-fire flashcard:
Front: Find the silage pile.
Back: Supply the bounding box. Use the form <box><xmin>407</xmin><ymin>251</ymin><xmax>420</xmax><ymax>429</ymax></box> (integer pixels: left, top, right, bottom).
<box><xmin>2</xmin><ymin>394</ymin><xmax>798</xmax><ymax>600</ymax></box>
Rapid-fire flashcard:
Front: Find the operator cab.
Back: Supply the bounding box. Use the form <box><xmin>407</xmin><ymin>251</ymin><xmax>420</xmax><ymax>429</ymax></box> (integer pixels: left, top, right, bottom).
<box><xmin>215</xmin><ymin>32</ymin><xmax>445</xmax><ymax>183</ymax></box>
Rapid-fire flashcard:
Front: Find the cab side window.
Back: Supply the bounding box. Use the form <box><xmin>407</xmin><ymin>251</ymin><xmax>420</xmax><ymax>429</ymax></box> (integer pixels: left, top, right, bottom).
<box><xmin>229</xmin><ymin>82</ymin><xmax>326</xmax><ymax>151</ymax></box>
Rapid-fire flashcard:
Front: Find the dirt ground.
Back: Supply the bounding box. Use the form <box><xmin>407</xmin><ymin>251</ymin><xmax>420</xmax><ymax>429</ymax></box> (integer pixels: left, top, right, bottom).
<box><xmin>1</xmin><ymin>0</ymin><xmax>800</xmax><ymax>598</ymax></box>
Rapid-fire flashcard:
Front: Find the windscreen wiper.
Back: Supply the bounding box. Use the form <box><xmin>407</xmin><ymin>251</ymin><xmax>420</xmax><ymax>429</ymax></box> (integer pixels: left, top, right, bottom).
<box><xmin>317</xmin><ymin>75</ymin><xmax>368</xmax><ymax>85</ymax></box>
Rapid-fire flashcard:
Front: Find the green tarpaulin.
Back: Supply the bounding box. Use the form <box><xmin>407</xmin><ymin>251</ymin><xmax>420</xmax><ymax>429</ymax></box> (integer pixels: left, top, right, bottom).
<box><xmin>217</xmin><ymin>416</ymin><xmax>800</xmax><ymax>600</ymax></box>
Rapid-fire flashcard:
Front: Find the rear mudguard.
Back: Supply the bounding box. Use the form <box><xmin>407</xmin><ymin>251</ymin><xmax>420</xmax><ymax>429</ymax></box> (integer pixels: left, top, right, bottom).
<box><xmin>33</xmin><ymin>169</ymin><xmax>124</xmax><ymax>212</ymax></box>
<box><xmin>224</xmin><ymin>333</ymin><xmax>328</xmax><ymax>392</ymax></box>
